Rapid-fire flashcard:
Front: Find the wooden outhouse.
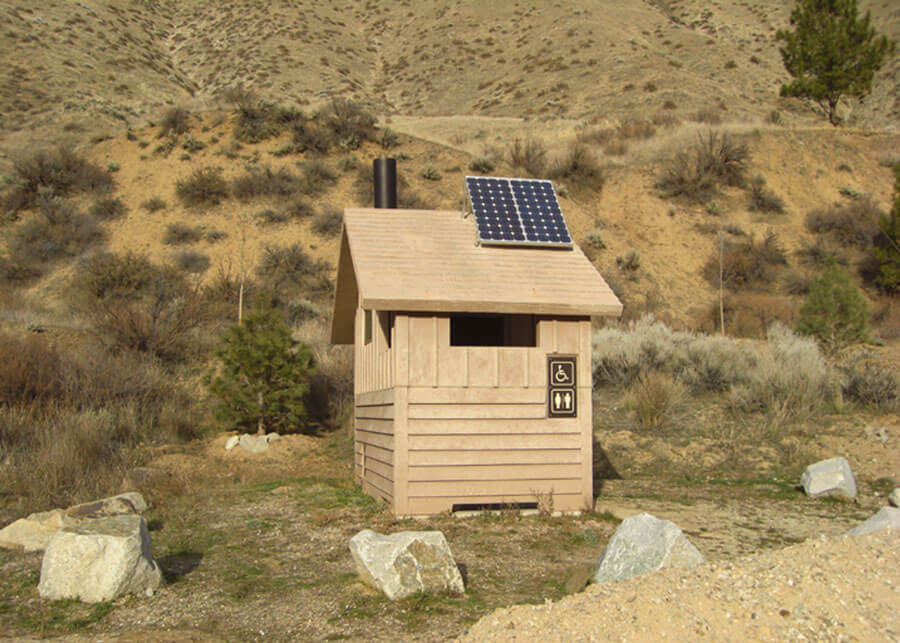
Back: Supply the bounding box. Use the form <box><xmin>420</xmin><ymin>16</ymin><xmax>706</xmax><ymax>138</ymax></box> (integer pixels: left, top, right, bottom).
<box><xmin>330</xmin><ymin>204</ymin><xmax>622</xmax><ymax>517</ymax></box>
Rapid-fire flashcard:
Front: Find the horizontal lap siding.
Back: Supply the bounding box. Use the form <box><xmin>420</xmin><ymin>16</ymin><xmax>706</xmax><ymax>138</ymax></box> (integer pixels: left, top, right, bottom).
<box><xmin>355</xmin><ymin>390</ymin><xmax>395</xmax><ymax>505</ymax></box>
<box><xmin>405</xmin><ymin>386</ymin><xmax>588</xmax><ymax>514</ymax></box>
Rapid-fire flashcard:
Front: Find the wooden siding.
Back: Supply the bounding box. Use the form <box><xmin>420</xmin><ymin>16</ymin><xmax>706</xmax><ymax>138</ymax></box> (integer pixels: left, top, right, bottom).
<box><xmin>354</xmin><ymin>389</ymin><xmax>395</xmax><ymax>505</ymax></box>
<box><xmin>354</xmin><ymin>310</ymin><xmax>595</xmax><ymax>517</ymax></box>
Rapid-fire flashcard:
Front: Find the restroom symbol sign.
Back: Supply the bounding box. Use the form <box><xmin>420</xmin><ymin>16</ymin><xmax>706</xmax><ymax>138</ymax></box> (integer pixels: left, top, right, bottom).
<box><xmin>547</xmin><ymin>356</ymin><xmax>577</xmax><ymax>417</ymax></box>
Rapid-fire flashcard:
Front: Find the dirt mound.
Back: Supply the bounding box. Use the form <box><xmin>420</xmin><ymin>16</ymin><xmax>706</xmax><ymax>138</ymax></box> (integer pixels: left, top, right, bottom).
<box><xmin>459</xmin><ymin>529</ymin><xmax>899</xmax><ymax>641</ymax></box>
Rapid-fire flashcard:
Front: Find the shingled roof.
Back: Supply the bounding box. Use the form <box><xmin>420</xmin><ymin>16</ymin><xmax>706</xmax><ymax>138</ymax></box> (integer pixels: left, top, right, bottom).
<box><xmin>330</xmin><ymin>208</ymin><xmax>622</xmax><ymax>344</ymax></box>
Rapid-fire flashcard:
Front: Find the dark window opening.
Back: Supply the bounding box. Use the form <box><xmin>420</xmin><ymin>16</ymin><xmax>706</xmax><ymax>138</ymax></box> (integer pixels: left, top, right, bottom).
<box><xmin>378</xmin><ymin>311</ymin><xmax>393</xmax><ymax>348</ymax></box>
<box><xmin>450</xmin><ymin>314</ymin><xmax>537</xmax><ymax>347</ymax></box>
<box><xmin>364</xmin><ymin>309</ymin><xmax>372</xmax><ymax>345</ymax></box>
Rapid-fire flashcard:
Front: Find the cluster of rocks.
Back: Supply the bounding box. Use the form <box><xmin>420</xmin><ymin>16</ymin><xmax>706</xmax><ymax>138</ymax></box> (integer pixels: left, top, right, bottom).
<box><xmin>225</xmin><ymin>432</ymin><xmax>281</xmax><ymax>454</ymax></box>
<box><xmin>0</xmin><ymin>492</ymin><xmax>162</xmax><ymax>603</ymax></box>
<box><xmin>349</xmin><ymin>456</ymin><xmax>899</xmax><ymax>601</ymax></box>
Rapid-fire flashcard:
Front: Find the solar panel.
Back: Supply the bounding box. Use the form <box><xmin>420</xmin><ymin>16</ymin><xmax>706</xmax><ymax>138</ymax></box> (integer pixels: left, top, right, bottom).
<box><xmin>465</xmin><ymin>176</ymin><xmax>572</xmax><ymax>248</ymax></box>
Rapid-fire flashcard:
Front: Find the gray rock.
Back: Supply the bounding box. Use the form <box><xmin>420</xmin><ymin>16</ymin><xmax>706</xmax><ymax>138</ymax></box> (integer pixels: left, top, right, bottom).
<box><xmin>38</xmin><ymin>514</ymin><xmax>162</xmax><ymax>603</ymax></box>
<box><xmin>800</xmin><ymin>457</ymin><xmax>857</xmax><ymax>498</ymax></box>
<box><xmin>235</xmin><ymin>432</ymin><xmax>281</xmax><ymax>453</ymax></box>
<box><xmin>591</xmin><ymin>513</ymin><xmax>705</xmax><ymax>584</ymax></box>
<box><xmin>349</xmin><ymin>529</ymin><xmax>465</xmax><ymax>600</ymax></box>
<box><xmin>889</xmin><ymin>488</ymin><xmax>900</xmax><ymax>508</ymax></box>
<box><xmin>0</xmin><ymin>509</ymin><xmax>71</xmax><ymax>552</ymax></box>
<box><xmin>845</xmin><ymin>506</ymin><xmax>900</xmax><ymax>537</ymax></box>
<box><xmin>0</xmin><ymin>492</ymin><xmax>148</xmax><ymax>552</ymax></box>
<box><xmin>224</xmin><ymin>435</ymin><xmax>240</xmax><ymax>451</ymax></box>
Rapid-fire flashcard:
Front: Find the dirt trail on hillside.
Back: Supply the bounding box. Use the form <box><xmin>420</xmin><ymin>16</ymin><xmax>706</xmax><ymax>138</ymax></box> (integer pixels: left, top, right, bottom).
<box><xmin>460</xmin><ymin>529</ymin><xmax>899</xmax><ymax>642</ymax></box>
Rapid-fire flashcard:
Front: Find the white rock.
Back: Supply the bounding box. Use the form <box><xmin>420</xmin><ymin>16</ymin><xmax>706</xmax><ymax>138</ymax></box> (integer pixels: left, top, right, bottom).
<box><xmin>224</xmin><ymin>435</ymin><xmax>240</xmax><ymax>451</ymax></box>
<box><xmin>265</xmin><ymin>432</ymin><xmax>281</xmax><ymax>443</ymax></box>
<box><xmin>591</xmin><ymin>513</ymin><xmax>705</xmax><ymax>584</ymax></box>
<box><xmin>889</xmin><ymin>488</ymin><xmax>900</xmax><ymax>508</ymax></box>
<box><xmin>238</xmin><ymin>434</ymin><xmax>270</xmax><ymax>453</ymax></box>
<box><xmin>845</xmin><ymin>506</ymin><xmax>900</xmax><ymax>537</ymax></box>
<box><xmin>0</xmin><ymin>492</ymin><xmax>148</xmax><ymax>552</ymax></box>
<box><xmin>800</xmin><ymin>457</ymin><xmax>857</xmax><ymax>498</ymax></box>
<box><xmin>349</xmin><ymin>529</ymin><xmax>465</xmax><ymax>600</ymax></box>
<box><xmin>38</xmin><ymin>514</ymin><xmax>163</xmax><ymax>603</ymax></box>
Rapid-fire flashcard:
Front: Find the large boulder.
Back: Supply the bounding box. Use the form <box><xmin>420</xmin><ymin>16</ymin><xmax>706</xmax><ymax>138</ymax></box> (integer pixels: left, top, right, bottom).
<box><xmin>38</xmin><ymin>514</ymin><xmax>162</xmax><ymax>603</ymax></box>
<box><xmin>800</xmin><ymin>457</ymin><xmax>857</xmax><ymax>498</ymax></box>
<box><xmin>591</xmin><ymin>512</ymin><xmax>705</xmax><ymax>584</ymax></box>
<box><xmin>0</xmin><ymin>492</ymin><xmax>148</xmax><ymax>552</ymax></box>
<box><xmin>349</xmin><ymin>529</ymin><xmax>465</xmax><ymax>600</ymax></box>
<box><xmin>845</xmin><ymin>507</ymin><xmax>900</xmax><ymax>537</ymax></box>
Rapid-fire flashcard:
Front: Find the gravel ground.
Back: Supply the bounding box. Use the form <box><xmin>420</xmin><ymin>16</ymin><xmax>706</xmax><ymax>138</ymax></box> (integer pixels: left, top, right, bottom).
<box><xmin>459</xmin><ymin>529</ymin><xmax>899</xmax><ymax>642</ymax></box>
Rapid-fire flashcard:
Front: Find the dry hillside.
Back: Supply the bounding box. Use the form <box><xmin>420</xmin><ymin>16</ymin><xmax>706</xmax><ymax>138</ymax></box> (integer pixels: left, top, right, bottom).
<box><xmin>0</xmin><ymin>1</ymin><xmax>899</xmax><ymax>641</ymax></box>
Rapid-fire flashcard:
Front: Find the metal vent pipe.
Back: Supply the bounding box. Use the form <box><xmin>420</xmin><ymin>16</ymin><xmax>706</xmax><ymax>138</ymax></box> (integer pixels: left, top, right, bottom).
<box><xmin>373</xmin><ymin>158</ymin><xmax>397</xmax><ymax>209</ymax></box>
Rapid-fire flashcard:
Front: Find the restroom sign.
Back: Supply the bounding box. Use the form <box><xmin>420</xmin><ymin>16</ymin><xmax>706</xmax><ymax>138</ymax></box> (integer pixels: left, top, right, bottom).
<box><xmin>547</xmin><ymin>356</ymin><xmax>577</xmax><ymax>418</ymax></box>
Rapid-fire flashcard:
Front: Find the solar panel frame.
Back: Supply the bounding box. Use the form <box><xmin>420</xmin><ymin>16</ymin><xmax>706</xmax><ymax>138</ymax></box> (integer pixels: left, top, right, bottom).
<box><xmin>465</xmin><ymin>175</ymin><xmax>573</xmax><ymax>248</ymax></box>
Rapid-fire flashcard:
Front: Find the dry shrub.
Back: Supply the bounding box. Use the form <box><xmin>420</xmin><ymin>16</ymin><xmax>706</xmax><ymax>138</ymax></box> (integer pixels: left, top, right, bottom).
<box><xmin>299</xmin><ymin>160</ymin><xmax>338</xmax><ymax>196</ymax></box>
<box><xmin>628</xmin><ymin>370</ymin><xmax>684</xmax><ymax>429</ymax></box>
<box><xmin>795</xmin><ymin>238</ymin><xmax>850</xmax><ymax>267</ymax></box>
<box><xmin>163</xmin><ymin>222</ymin><xmax>204</xmax><ymax>245</ymax></box>
<box><xmin>71</xmin><ymin>252</ymin><xmax>208</xmax><ymax>363</ymax></box>
<box><xmin>323</xmin><ymin>98</ymin><xmax>377</xmax><ymax>149</ymax></box>
<box><xmin>256</xmin><ymin>244</ymin><xmax>333</xmax><ymax>323</ymax></box>
<box><xmin>232</xmin><ymin>165</ymin><xmax>303</xmax><ymax>200</ymax></box>
<box><xmin>173</xmin><ymin>249</ymin><xmax>210</xmax><ymax>274</ymax></box>
<box><xmin>838</xmin><ymin>348</ymin><xmax>899</xmax><ymax>410</ymax></box>
<box><xmin>617</xmin><ymin>119</ymin><xmax>656</xmax><ymax>140</ymax></box>
<box><xmin>312</xmin><ymin>206</ymin><xmax>342</xmax><ymax>237</ymax></box>
<box><xmin>728</xmin><ymin>323</ymin><xmax>833</xmax><ymax>421</ymax></box>
<box><xmin>0</xmin><ymin>333</ymin><xmax>198</xmax><ymax>508</ymax></box>
<box><xmin>593</xmin><ymin>316</ymin><xmax>830</xmax><ymax>423</ymax></box>
<box><xmin>805</xmin><ymin>197</ymin><xmax>882</xmax><ymax>248</ymax></box>
<box><xmin>748</xmin><ymin>176</ymin><xmax>785</xmax><ymax>214</ymax></box>
<box><xmin>3</xmin><ymin>145</ymin><xmax>114</xmax><ymax>213</ymax></box>
<box><xmin>175</xmin><ymin>166</ymin><xmax>229</xmax><ymax>207</ymax></box>
<box><xmin>508</xmin><ymin>138</ymin><xmax>548</xmax><ymax>177</ymax></box>
<box><xmin>549</xmin><ymin>142</ymin><xmax>604</xmax><ymax>193</ymax></box>
<box><xmin>704</xmin><ymin>231</ymin><xmax>787</xmax><ymax>291</ymax></box>
<box><xmin>89</xmin><ymin>196</ymin><xmax>128</xmax><ymax>220</ymax></box>
<box><xmin>657</xmin><ymin>131</ymin><xmax>749</xmax><ymax>201</ymax></box>
<box><xmin>158</xmin><ymin>107</ymin><xmax>191</xmax><ymax>138</ymax></box>
<box><xmin>296</xmin><ymin>319</ymin><xmax>354</xmax><ymax>430</ymax></box>
<box><xmin>224</xmin><ymin>87</ymin><xmax>280</xmax><ymax>144</ymax></box>
<box><xmin>698</xmin><ymin>293</ymin><xmax>798</xmax><ymax>339</ymax></box>
<box><xmin>7</xmin><ymin>197</ymin><xmax>104</xmax><ymax>278</ymax></box>
<box><xmin>291</xmin><ymin>118</ymin><xmax>334</xmax><ymax>155</ymax></box>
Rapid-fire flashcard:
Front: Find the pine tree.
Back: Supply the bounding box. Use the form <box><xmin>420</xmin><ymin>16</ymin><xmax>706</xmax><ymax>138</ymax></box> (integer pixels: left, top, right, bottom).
<box><xmin>872</xmin><ymin>164</ymin><xmax>900</xmax><ymax>293</ymax></box>
<box><xmin>206</xmin><ymin>296</ymin><xmax>315</xmax><ymax>434</ymax></box>
<box><xmin>795</xmin><ymin>263</ymin><xmax>871</xmax><ymax>354</ymax></box>
<box><xmin>776</xmin><ymin>0</ymin><xmax>895</xmax><ymax>126</ymax></box>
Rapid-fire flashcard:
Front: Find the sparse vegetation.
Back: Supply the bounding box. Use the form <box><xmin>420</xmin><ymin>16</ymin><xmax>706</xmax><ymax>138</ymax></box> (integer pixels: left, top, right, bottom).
<box><xmin>159</xmin><ymin>107</ymin><xmax>191</xmax><ymax>138</ymax></box>
<box><xmin>89</xmin><ymin>196</ymin><xmax>128</xmax><ymax>220</ymax></box>
<box><xmin>508</xmin><ymin>138</ymin><xmax>548</xmax><ymax>177</ymax></box>
<box><xmin>173</xmin><ymin>250</ymin><xmax>211</xmax><ymax>274</ymax></box>
<box><xmin>656</xmin><ymin>131</ymin><xmax>749</xmax><ymax>201</ymax></box>
<box><xmin>704</xmin><ymin>231</ymin><xmax>787</xmax><ymax>291</ymax></box>
<box><xmin>3</xmin><ymin>146</ymin><xmax>114</xmax><ymax>214</ymax></box>
<box><xmin>549</xmin><ymin>142</ymin><xmax>604</xmax><ymax>193</ymax></box>
<box><xmin>232</xmin><ymin>165</ymin><xmax>303</xmax><ymax>200</ymax></box>
<box><xmin>176</xmin><ymin>167</ymin><xmax>230</xmax><ymax>207</ymax></box>
<box><xmin>312</xmin><ymin>206</ymin><xmax>343</xmax><ymax>237</ymax></box>
<box><xmin>163</xmin><ymin>222</ymin><xmax>205</xmax><ymax>245</ymax></box>
<box><xmin>748</xmin><ymin>176</ymin><xmax>785</xmax><ymax>214</ymax></box>
<box><xmin>140</xmin><ymin>196</ymin><xmax>166</xmax><ymax>212</ymax></box>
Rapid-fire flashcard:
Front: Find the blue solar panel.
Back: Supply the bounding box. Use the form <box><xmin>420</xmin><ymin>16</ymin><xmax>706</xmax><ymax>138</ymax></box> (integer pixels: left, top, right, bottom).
<box><xmin>465</xmin><ymin>176</ymin><xmax>572</xmax><ymax>247</ymax></box>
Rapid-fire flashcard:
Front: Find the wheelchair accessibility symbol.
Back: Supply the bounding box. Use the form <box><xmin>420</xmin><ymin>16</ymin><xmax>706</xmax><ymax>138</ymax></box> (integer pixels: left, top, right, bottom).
<box><xmin>547</xmin><ymin>356</ymin><xmax>577</xmax><ymax>418</ymax></box>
